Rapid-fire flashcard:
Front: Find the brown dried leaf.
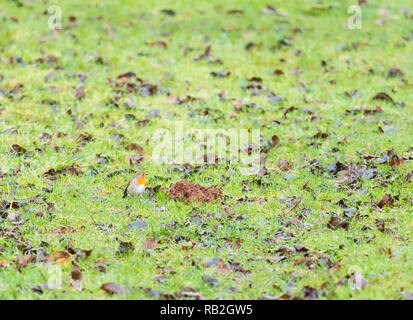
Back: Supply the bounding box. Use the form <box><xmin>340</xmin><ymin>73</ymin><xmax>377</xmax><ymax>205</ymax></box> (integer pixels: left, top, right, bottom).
<box><xmin>327</xmin><ymin>216</ymin><xmax>349</xmax><ymax>230</ymax></box>
<box><xmin>15</xmin><ymin>254</ymin><xmax>37</xmax><ymax>267</ymax></box>
<box><xmin>143</xmin><ymin>237</ymin><xmax>158</xmax><ymax>250</ymax></box>
<box><xmin>101</xmin><ymin>282</ymin><xmax>129</xmax><ymax>295</ymax></box>
<box><xmin>378</xmin><ymin>194</ymin><xmax>394</xmax><ymax>209</ymax></box>
<box><xmin>372</xmin><ymin>92</ymin><xmax>394</xmax><ymax>104</ymax></box>
<box><xmin>48</xmin><ymin>251</ymin><xmax>72</xmax><ymax>264</ymax></box>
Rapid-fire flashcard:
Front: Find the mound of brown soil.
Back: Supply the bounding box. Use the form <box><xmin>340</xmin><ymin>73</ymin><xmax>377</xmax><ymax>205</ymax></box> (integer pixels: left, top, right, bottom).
<box><xmin>166</xmin><ymin>180</ymin><xmax>223</xmax><ymax>203</ymax></box>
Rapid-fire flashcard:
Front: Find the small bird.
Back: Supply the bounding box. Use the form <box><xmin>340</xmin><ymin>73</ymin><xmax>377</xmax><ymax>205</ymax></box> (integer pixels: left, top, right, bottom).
<box><xmin>123</xmin><ymin>172</ymin><xmax>147</xmax><ymax>198</ymax></box>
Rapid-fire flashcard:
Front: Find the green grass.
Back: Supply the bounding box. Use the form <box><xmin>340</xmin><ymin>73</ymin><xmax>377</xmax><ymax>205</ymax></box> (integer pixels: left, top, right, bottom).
<box><xmin>0</xmin><ymin>0</ymin><xmax>412</xmax><ymax>299</ymax></box>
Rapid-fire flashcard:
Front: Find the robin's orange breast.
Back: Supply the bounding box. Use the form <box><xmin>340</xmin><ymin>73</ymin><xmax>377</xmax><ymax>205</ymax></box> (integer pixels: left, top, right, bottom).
<box><xmin>136</xmin><ymin>176</ymin><xmax>146</xmax><ymax>186</ymax></box>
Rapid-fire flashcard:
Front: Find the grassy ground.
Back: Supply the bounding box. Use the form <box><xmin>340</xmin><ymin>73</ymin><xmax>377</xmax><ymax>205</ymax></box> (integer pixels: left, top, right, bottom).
<box><xmin>0</xmin><ymin>0</ymin><xmax>412</xmax><ymax>300</ymax></box>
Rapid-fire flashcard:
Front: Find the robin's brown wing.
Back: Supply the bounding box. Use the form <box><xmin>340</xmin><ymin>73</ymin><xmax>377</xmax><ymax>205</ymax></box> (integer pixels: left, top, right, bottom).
<box><xmin>123</xmin><ymin>181</ymin><xmax>130</xmax><ymax>198</ymax></box>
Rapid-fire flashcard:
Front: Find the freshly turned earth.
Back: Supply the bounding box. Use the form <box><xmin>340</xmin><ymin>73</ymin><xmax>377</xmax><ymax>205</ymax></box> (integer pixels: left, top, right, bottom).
<box><xmin>166</xmin><ymin>180</ymin><xmax>223</xmax><ymax>203</ymax></box>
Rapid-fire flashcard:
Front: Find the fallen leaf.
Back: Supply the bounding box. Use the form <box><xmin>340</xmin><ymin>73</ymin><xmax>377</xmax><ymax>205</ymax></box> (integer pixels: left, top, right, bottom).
<box><xmin>48</xmin><ymin>251</ymin><xmax>72</xmax><ymax>265</ymax></box>
<box><xmin>378</xmin><ymin>194</ymin><xmax>394</xmax><ymax>209</ymax></box>
<box><xmin>15</xmin><ymin>254</ymin><xmax>37</xmax><ymax>267</ymax></box>
<box><xmin>127</xmin><ymin>220</ymin><xmax>147</xmax><ymax>230</ymax></box>
<box><xmin>175</xmin><ymin>290</ymin><xmax>207</xmax><ymax>300</ymax></box>
<box><xmin>143</xmin><ymin>237</ymin><xmax>158</xmax><ymax>250</ymax></box>
<box><xmin>277</xmin><ymin>160</ymin><xmax>292</xmax><ymax>171</ymax></box>
<box><xmin>119</xmin><ymin>241</ymin><xmax>135</xmax><ymax>254</ymax></box>
<box><xmin>202</xmin><ymin>275</ymin><xmax>218</xmax><ymax>287</ymax></box>
<box><xmin>71</xmin><ymin>264</ymin><xmax>83</xmax><ymax>290</ymax></box>
<box><xmin>150</xmin><ymin>40</ymin><xmax>167</xmax><ymax>49</ymax></box>
<box><xmin>372</xmin><ymin>92</ymin><xmax>394</xmax><ymax>104</ymax></box>
<box><xmin>349</xmin><ymin>273</ymin><xmax>368</xmax><ymax>289</ymax></box>
<box><xmin>161</xmin><ymin>9</ymin><xmax>176</xmax><ymax>16</ymax></box>
<box><xmin>327</xmin><ymin>216</ymin><xmax>349</xmax><ymax>230</ymax></box>
<box><xmin>387</xmin><ymin>67</ymin><xmax>404</xmax><ymax>78</ymax></box>
<box><xmin>302</xmin><ymin>286</ymin><xmax>318</xmax><ymax>299</ymax></box>
<box><xmin>375</xmin><ymin>219</ymin><xmax>385</xmax><ymax>232</ymax></box>
<box><xmin>211</xmin><ymin>70</ymin><xmax>231</xmax><ymax>78</ymax></box>
<box><xmin>10</xmin><ymin>144</ymin><xmax>26</xmax><ymax>154</ymax></box>
<box><xmin>101</xmin><ymin>282</ymin><xmax>129</xmax><ymax>295</ymax></box>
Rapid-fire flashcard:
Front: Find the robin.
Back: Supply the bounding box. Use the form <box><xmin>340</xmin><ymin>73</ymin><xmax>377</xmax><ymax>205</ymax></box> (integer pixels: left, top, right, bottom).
<box><xmin>123</xmin><ymin>172</ymin><xmax>146</xmax><ymax>198</ymax></box>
